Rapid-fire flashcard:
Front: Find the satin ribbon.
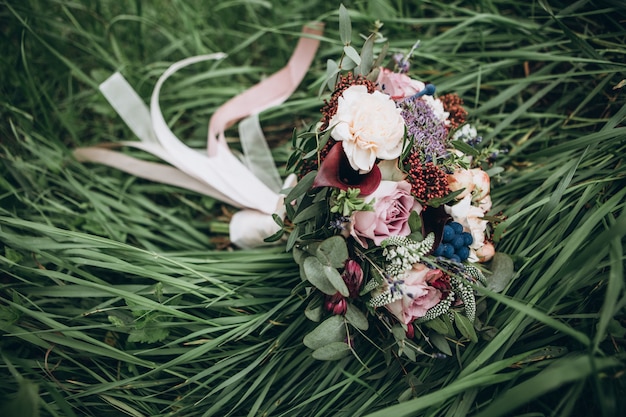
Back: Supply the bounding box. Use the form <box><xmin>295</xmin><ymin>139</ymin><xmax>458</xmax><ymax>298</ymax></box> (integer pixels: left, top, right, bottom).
<box><xmin>75</xmin><ymin>23</ymin><xmax>323</xmax><ymax>248</ymax></box>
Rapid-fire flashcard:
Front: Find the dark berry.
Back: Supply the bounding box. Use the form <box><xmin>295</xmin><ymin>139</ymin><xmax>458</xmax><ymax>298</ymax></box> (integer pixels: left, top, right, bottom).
<box><xmin>452</xmin><ymin>235</ymin><xmax>466</xmax><ymax>249</ymax></box>
<box><xmin>456</xmin><ymin>246</ymin><xmax>470</xmax><ymax>261</ymax></box>
<box><xmin>442</xmin><ymin>243</ymin><xmax>455</xmax><ymax>258</ymax></box>
<box><xmin>450</xmin><ymin>221</ymin><xmax>464</xmax><ymax>234</ymax></box>
<box><xmin>461</xmin><ymin>232</ymin><xmax>473</xmax><ymax>246</ymax></box>
<box><xmin>442</xmin><ymin>225</ymin><xmax>456</xmax><ymax>242</ymax></box>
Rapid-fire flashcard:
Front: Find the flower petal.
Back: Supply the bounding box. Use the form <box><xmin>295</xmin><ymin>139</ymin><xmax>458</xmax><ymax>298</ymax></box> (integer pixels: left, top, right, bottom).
<box><xmin>313</xmin><ymin>143</ymin><xmax>381</xmax><ymax>196</ymax></box>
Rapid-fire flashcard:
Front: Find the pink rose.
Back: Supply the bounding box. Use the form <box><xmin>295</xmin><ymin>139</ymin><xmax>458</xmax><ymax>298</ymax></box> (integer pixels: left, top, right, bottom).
<box><xmin>375</xmin><ymin>68</ymin><xmax>450</xmax><ymax>124</ymax></box>
<box><xmin>351</xmin><ymin>180</ymin><xmax>422</xmax><ymax>247</ymax></box>
<box><xmin>386</xmin><ymin>263</ymin><xmax>443</xmax><ymax>324</ymax></box>
<box><xmin>376</xmin><ymin>67</ymin><xmax>425</xmax><ymax>100</ymax></box>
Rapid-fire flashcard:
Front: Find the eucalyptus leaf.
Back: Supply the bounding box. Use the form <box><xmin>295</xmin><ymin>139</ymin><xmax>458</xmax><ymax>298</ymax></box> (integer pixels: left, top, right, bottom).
<box><xmin>338</xmin><ymin>4</ymin><xmax>351</xmax><ymax>45</ymax></box>
<box><xmin>357</xmin><ymin>34</ymin><xmax>375</xmax><ymax>76</ymax></box>
<box><xmin>345</xmin><ymin>304</ymin><xmax>369</xmax><ymax>331</ymax></box>
<box><xmin>303</xmin><ymin>315</ymin><xmax>346</xmax><ymax>350</ymax></box>
<box><xmin>402</xmin><ymin>344</ymin><xmax>417</xmax><ymax>362</ymax></box>
<box><xmin>303</xmin><ymin>257</ymin><xmax>337</xmax><ymax>295</ymax></box>
<box><xmin>343</xmin><ymin>45</ymin><xmax>361</xmax><ymax>66</ymax></box>
<box><xmin>323</xmin><ymin>59</ymin><xmax>340</xmax><ymax>93</ymax></box>
<box><xmin>485</xmin><ymin>252</ymin><xmax>515</xmax><ymax>293</ymax></box>
<box><xmin>316</xmin><ymin>236</ymin><xmax>349</xmax><ymax>268</ymax></box>
<box><xmin>312</xmin><ymin>342</ymin><xmax>352</xmax><ymax>361</ymax></box>
<box><xmin>392</xmin><ymin>324</ymin><xmax>407</xmax><ymax>341</ymax></box>
<box><xmin>324</xmin><ymin>265</ymin><xmax>350</xmax><ymax>297</ymax></box>
<box><xmin>340</xmin><ymin>55</ymin><xmax>358</xmax><ymax>70</ymax></box>
<box><xmin>305</xmin><ymin>297</ymin><xmax>323</xmax><ymax>322</ymax></box>
<box><xmin>292</xmin><ymin>247</ymin><xmax>306</xmax><ymax>265</ymax></box>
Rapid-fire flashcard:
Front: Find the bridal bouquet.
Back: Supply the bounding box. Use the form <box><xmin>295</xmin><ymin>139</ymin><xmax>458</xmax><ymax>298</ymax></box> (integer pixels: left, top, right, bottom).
<box><xmin>76</xmin><ymin>5</ymin><xmax>510</xmax><ymax>364</ymax></box>
<box><xmin>266</xmin><ymin>7</ymin><xmax>507</xmax><ymax>361</ymax></box>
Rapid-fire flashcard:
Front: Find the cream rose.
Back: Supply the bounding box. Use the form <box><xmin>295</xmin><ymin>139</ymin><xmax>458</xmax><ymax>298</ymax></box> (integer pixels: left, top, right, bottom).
<box><xmin>329</xmin><ymin>85</ymin><xmax>405</xmax><ymax>174</ymax></box>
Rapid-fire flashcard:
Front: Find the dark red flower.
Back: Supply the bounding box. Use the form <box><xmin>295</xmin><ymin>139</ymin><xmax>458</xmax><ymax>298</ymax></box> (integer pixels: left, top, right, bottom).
<box><xmin>313</xmin><ymin>143</ymin><xmax>381</xmax><ymax>196</ymax></box>
<box><xmin>342</xmin><ymin>259</ymin><xmax>364</xmax><ymax>299</ymax></box>
<box><xmin>325</xmin><ymin>292</ymin><xmax>347</xmax><ymax>315</ymax></box>
<box><xmin>406</xmin><ymin>323</ymin><xmax>415</xmax><ymax>339</ymax></box>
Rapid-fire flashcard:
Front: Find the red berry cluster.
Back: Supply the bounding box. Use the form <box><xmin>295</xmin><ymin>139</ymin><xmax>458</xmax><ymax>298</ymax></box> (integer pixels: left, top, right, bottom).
<box><xmin>404</xmin><ymin>151</ymin><xmax>450</xmax><ymax>203</ymax></box>
<box><xmin>439</xmin><ymin>93</ymin><xmax>467</xmax><ymax>130</ymax></box>
<box><xmin>298</xmin><ymin>138</ymin><xmax>336</xmax><ymax>179</ymax></box>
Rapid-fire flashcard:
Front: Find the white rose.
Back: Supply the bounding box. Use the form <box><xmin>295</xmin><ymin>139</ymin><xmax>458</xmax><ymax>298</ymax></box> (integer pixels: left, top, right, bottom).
<box><xmin>445</xmin><ymin>194</ymin><xmax>488</xmax><ymax>251</ymax></box>
<box><xmin>329</xmin><ymin>85</ymin><xmax>405</xmax><ymax>174</ymax></box>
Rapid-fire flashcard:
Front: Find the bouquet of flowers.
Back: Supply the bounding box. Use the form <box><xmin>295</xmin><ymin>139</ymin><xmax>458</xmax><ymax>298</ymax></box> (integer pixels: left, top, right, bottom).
<box><xmin>267</xmin><ymin>6</ymin><xmax>508</xmax><ymax>361</ymax></box>
<box><xmin>75</xmin><ymin>5</ymin><xmax>512</xmax><ymax>364</ymax></box>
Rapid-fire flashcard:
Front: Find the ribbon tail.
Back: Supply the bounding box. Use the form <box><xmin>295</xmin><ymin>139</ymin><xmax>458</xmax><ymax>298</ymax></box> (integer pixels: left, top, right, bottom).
<box><xmin>73</xmin><ymin>146</ymin><xmax>244</xmax><ymax>208</ymax></box>
<box><xmin>207</xmin><ymin>22</ymin><xmax>325</xmax><ymax>153</ymax></box>
<box><xmin>238</xmin><ymin>114</ymin><xmax>283</xmax><ymax>192</ymax></box>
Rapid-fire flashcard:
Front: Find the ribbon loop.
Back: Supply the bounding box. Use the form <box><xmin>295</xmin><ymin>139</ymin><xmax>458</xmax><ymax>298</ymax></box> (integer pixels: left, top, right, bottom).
<box><xmin>74</xmin><ymin>23</ymin><xmax>324</xmax><ymax>246</ymax></box>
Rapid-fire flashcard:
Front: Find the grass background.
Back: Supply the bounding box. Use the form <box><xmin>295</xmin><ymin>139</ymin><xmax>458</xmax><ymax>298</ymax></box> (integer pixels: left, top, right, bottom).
<box><xmin>1</xmin><ymin>0</ymin><xmax>625</xmax><ymax>416</ymax></box>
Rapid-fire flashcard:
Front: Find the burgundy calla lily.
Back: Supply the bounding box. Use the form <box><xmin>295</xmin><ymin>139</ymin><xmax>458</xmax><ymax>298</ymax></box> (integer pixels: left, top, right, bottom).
<box><xmin>312</xmin><ymin>143</ymin><xmax>381</xmax><ymax>196</ymax></box>
<box><xmin>421</xmin><ymin>205</ymin><xmax>451</xmax><ymax>254</ymax></box>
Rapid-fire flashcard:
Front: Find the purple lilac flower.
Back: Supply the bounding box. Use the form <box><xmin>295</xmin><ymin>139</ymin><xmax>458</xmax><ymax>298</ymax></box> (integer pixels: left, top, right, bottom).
<box><xmin>400</xmin><ymin>97</ymin><xmax>448</xmax><ymax>159</ymax></box>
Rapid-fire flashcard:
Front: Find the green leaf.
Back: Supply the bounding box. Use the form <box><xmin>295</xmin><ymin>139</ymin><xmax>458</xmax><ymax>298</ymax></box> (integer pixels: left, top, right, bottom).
<box><xmin>302</xmin><ymin>256</ymin><xmax>337</xmax><ymax>295</ymax></box>
<box><xmin>316</xmin><ymin>236</ymin><xmax>349</xmax><ymax>268</ymax></box>
<box><xmin>4</xmin><ymin>247</ymin><xmax>23</xmax><ymax>265</ymax></box>
<box><xmin>293</xmin><ymin>201</ymin><xmax>325</xmax><ymax>224</ymax></box>
<box><xmin>304</xmin><ymin>297</ymin><xmax>323</xmax><ymax>322</ymax></box>
<box><xmin>454</xmin><ymin>311</ymin><xmax>478</xmax><ymax>343</ymax></box>
<box><xmin>402</xmin><ymin>343</ymin><xmax>417</xmax><ymax>362</ymax></box>
<box><xmin>392</xmin><ymin>324</ymin><xmax>407</xmax><ymax>341</ymax></box>
<box><xmin>312</xmin><ymin>342</ymin><xmax>352</xmax><ymax>361</ymax></box>
<box><xmin>423</xmin><ymin>316</ymin><xmax>451</xmax><ymax>335</ymax></box>
<box><xmin>429</xmin><ymin>332</ymin><xmax>453</xmax><ymax>356</ymax></box>
<box><xmin>356</xmin><ymin>34</ymin><xmax>375</xmax><ymax>76</ymax></box>
<box><xmin>426</xmin><ymin>189</ymin><xmax>464</xmax><ymax>207</ymax></box>
<box><xmin>323</xmin><ymin>59</ymin><xmax>340</xmax><ymax>92</ymax></box>
<box><xmin>324</xmin><ymin>264</ymin><xmax>350</xmax><ymax>297</ymax></box>
<box><xmin>408</xmin><ymin>210</ymin><xmax>422</xmax><ymax>234</ymax></box>
<box><xmin>303</xmin><ymin>315</ymin><xmax>346</xmax><ymax>350</ymax></box>
<box><xmin>284</xmin><ymin>170</ymin><xmax>316</xmax><ymax>207</ymax></box>
<box><xmin>345</xmin><ymin>304</ymin><xmax>369</xmax><ymax>331</ymax></box>
<box><xmin>127</xmin><ymin>324</ymin><xmax>169</xmax><ymax>344</ymax></box>
<box><xmin>343</xmin><ymin>45</ymin><xmax>361</xmax><ymax>66</ymax></box>
<box><xmin>485</xmin><ymin>252</ymin><xmax>515</xmax><ymax>292</ymax></box>
<box><xmin>451</xmin><ymin>140</ymin><xmax>480</xmax><ymax>157</ymax></box>
<box><xmin>0</xmin><ymin>378</ymin><xmax>39</xmax><ymax>417</ymax></box>
<box><xmin>338</xmin><ymin>4</ymin><xmax>351</xmax><ymax>45</ymax></box>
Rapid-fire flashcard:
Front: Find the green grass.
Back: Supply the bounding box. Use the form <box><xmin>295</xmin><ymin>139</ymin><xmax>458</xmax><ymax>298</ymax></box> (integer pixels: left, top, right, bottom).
<box><xmin>1</xmin><ymin>0</ymin><xmax>625</xmax><ymax>416</ymax></box>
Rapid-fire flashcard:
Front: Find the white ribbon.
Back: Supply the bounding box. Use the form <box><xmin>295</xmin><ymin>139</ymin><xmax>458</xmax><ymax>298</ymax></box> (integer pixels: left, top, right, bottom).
<box><xmin>74</xmin><ymin>23</ymin><xmax>324</xmax><ymax>248</ymax></box>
